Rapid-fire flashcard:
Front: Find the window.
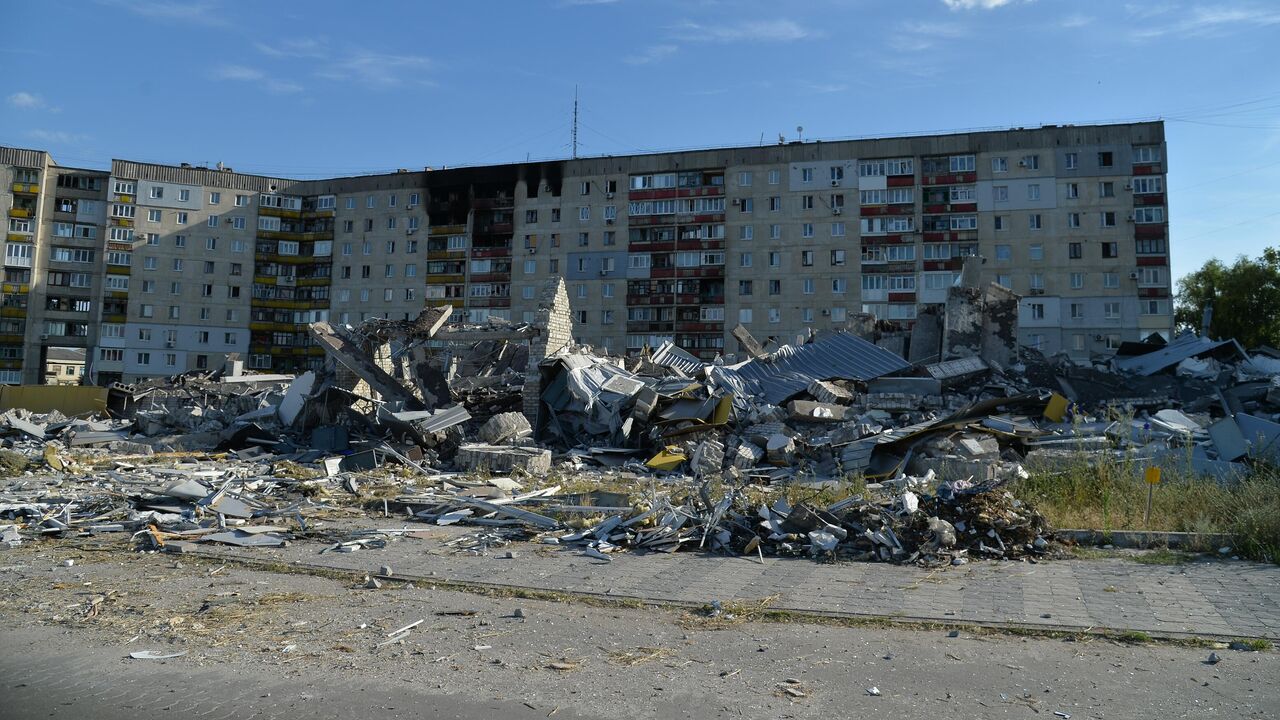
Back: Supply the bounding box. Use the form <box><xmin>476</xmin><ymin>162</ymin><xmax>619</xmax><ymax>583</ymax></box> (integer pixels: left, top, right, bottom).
<box><xmin>172</xmin><ymin>259</ymin><xmax>184</xmax><ymax>271</ymax></box>
<box><xmin>739</xmin><ymin>197</ymin><xmax>753</xmax><ymax>212</ymax></box>
<box><xmin>1029</xmin><ymin>244</ymin><xmax>1044</xmax><ymax>261</ymax></box>
<box><xmin>1070</xmin><ymin>303</ymin><xmax>1085</xmax><ymax>320</ymax></box>
<box><xmin>1068</xmin><ymin>213</ymin><xmax>1080</xmax><ymax>228</ymax></box>
<box><xmin>603</xmin><ymin>230</ymin><xmax>616</xmax><ymax>245</ymax></box>
<box><xmin>232</xmin><ymin>217</ymin><xmax>246</xmax><ymax>229</ymax></box>
<box><xmin>737</xmin><ymin>171</ymin><xmax>752</xmax><ymax>186</ymax></box>
<box><xmin>1097</xmin><ymin>151</ymin><xmax>1113</xmax><ymax>168</ymax></box>
<box><xmin>235</xmin><ymin>194</ymin><xmax>249</xmax><ymax>207</ymax></box>
<box><xmin>803</xmin><ymin>278</ymin><xmax>815</xmax><ymax>295</ymax></box>
<box><xmin>1029</xmin><ymin>303</ymin><xmax>1045</xmax><ymax>321</ymax></box>
<box><xmin>1133</xmin><ymin>146</ymin><xmax>1161</xmax><ymax>164</ymax></box>
<box><xmin>1101</xmin><ymin>211</ymin><xmax>1117</xmax><ymax>227</ymax></box>
<box><xmin>1142</xmin><ymin>299</ymin><xmax>1166</xmax><ymax>316</ymax></box>
<box><xmin>831</xmin><ymin>222</ymin><xmax>845</xmax><ymax>237</ymax></box>
<box><xmin>996</xmin><ymin>274</ymin><xmax>1011</xmax><ymax>288</ymax></box>
<box><xmin>136</xmin><ymin>352</ymin><xmax>151</xmax><ymax>365</ymax></box>
<box><xmin>769</xmin><ymin>279</ymin><xmax>781</xmax><ymax>295</ymax></box>
<box><xmin>1028</xmin><ymin>214</ymin><xmax>1042</xmax><ymax>230</ymax></box>
<box><xmin>739</xmin><ymin>280</ymin><xmax>752</xmax><ymax>296</ymax></box>
<box><xmin>992</xmin><ymin>186</ymin><xmax>1009</xmax><ymax>202</ymax></box>
<box><xmin>1066</xmin><ymin>182</ymin><xmax>1079</xmax><ymax>199</ymax></box>
<box><xmin>205</xmin><ymin>237</ymin><xmax>217</xmax><ymax>251</ymax></box>
<box><xmin>1027</xmin><ymin>184</ymin><xmax>1040</xmax><ymax>201</ymax></box>
<box><xmin>175</xmin><ymin>211</ymin><xmax>188</xmax><ymax>225</ymax></box>
<box><xmin>830</xmin><ymin>249</ymin><xmax>846</xmax><ymax>266</ymax></box>
<box><xmin>801</xmin><ymin>223</ymin><xmax>814</xmax><ymax>238</ymax></box>
<box><xmin>168</xmin><ymin>306</ymin><xmax>180</xmax><ymax>319</ymax></box>
<box><xmin>1071</xmin><ymin>272</ymin><xmax>1084</xmax><ymax>288</ymax></box>
<box><xmin>577</xmin><ymin>232</ymin><xmax>589</xmax><ymax>247</ymax></box>
<box><xmin>1132</xmin><ymin>177</ymin><xmax>1163</xmax><ymax>194</ymax></box>
<box><xmin>767</xmin><ymin>251</ymin><xmax>781</xmax><ymax>269</ymax></box>
<box><xmin>1029</xmin><ymin>273</ymin><xmax>1044</xmax><ymax>290</ymax></box>
<box><xmin>992</xmin><ymin>157</ymin><xmax>1008</xmax><ymax>173</ymax></box>
<box><xmin>768</xmin><ymin>196</ymin><xmax>781</xmax><ymax>212</ymax></box>
<box><xmin>949</xmin><ymin>155</ymin><xmax>975</xmax><ymax>172</ymax></box>
<box><xmin>1065</xmin><ymin>152</ymin><xmax>1078</xmax><ymax>170</ymax></box>
<box><xmin>768</xmin><ymin>308</ymin><xmax>781</xmax><ymax>324</ymax></box>
<box><xmin>1021</xmin><ymin>154</ymin><xmax>1039</xmax><ymax>170</ymax></box>
<box><xmin>1099</xmin><ymin>181</ymin><xmax>1114</xmax><ymax>198</ymax></box>
<box><xmin>170</xmin><ymin>281</ymin><xmax>181</xmax><ymax>294</ymax></box>
<box><xmin>1102</xmin><ymin>242</ymin><xmax>1119</xmax><ymax>258</ymax></box>
<box><xmin>405</xmin><ymin>264</ymin><xmax>416</xmax><ymax>277</ymax></box>
<box><xmin>1069</xmin><ymin>243</ymin><xmax>1082</xmax><ymax>259</ymax></box>
<box><xmin>832</xmin><ymin>278</ymin><xmax>848</xmax><ymax>294</ymax></box>
<box><xmin>579</xmin><ymin>206</ymin><xmax>590</xmax><ymax>221</ymax></box>
<box><xmin>1133</xmin><ymin>207</ymin><xmax>1164</xmax><ymax>224</ymax></box>
<box><xmin>149</xmin><ymin>186</ymin><xmax>164</xmax><ymax>199</ymax></box>
<box><xmin>1103</xmin><ymin>272</ymin><xmax>1119</xmax><ymax>288</ymax></box>
<box><xmin>767</xmin><ymin>169</ymin><xmax>781</xmax><ymax>185</ymax></box>
<box><xmin>801</xmin><ymin>168</ymin><xmax>814</xmax><ymax>183</ymax></box>
<box><xmin>739</xmin><ymin>252</ymin><xmax>753</xmax><ymax>268</ymax></box>
<box><xmin>602</xmin><ymin>283</ymin><xmax>614</xmax><ymax>298</ymax></box>
<box><xmin>1104</xmin><ymin>302</ymin><xmax>1120</xmax><ymax>320</ymax></box>
<box><xmin>995</xmin><ymin>244</ymin><xmax>1012</xmax><ymax>262</ymax></box>
<box><xmin>951</xmin><ymin>215</ymin><xmax>977</xmax><ymax>230</ymax></box>
<box><xmin>994</xmin><ymin>215</ymin><xmax>1006</xmax><ymax>231</ymax></box>
<box><xmin>801</xmin><ymin>250</ymin><xmax>814</xmax><ymax>267</ymax></box>
<box><xmin>551</xmin><ymin>208</ymin><xmax>560</xmax><ymax>222</ymax></box>
<box><xmin>739</xmin><ymin>225</ymin><xmax>753</xmax><ymax>240</ymax></box>
<box><xmin>203</xmin><ymin>261</ymin><xmax>214</xmax><ymax>273</ymax></box>
<box><xmin>147</xmin><ymin>209</ymin><xmax>162</xmax><ymax>223</ymax></box>
<box><xmin>769</xmin><ymin>224</ymin><xmax>781</xmax><ymax>240</ymax></box>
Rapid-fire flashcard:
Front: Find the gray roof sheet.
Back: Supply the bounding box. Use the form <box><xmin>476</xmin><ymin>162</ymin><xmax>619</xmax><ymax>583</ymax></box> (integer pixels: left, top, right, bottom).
<box><xmin>1113</xmin><ymin>332</ymin><xmax>1248</xmax><ymax>376</ymax></box>
<box><xmin>710</xmin><ymin>332</ymin><xmax>911</xmax><ymax>404</ymax></box>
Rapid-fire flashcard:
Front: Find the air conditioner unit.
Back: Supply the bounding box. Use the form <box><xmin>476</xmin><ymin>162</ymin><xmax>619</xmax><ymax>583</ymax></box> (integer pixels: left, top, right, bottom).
<box><xmin>39</xmin><ymin>334</ymin><xmax>48</xmax><ymax>341</ymax></box>
<box><xmin>605</xmin><ymin>218</ymin><xmax>614</xmax><ymax>225</ymax></box>
<box><xmin>605</xmin><ymin>192</ymin><xmax>614</xmax><ymax>199</ymax></box>
<box><xmin>1126</xmin><ymin>213</ymin><xmax>1135</xmax><ymax>222</ymax></box>
<box><xmin>1094</xmin><ymin>334</ymin><xmax>1104</xmax><ymax>341</ymax></box>
<box><xmin>830</xmin><ymin>180</ymin><xmax>840</xmax><ymax>187</ymax></box>
<box><xmin>1030</xmin><ymin>288</ymin><xmax>1045</xmax><ymax>295</ymax></box>
<box><xmin>731</xmin><ymin>198</ymin><xmax>741</xmax><ymax>205</ymax></box>
<box><xmin>599</xmin><ymin>269</ymin><xmax>608</xmax><ymax>276</ymax></box>
<box><xmin>1123</xmin><ymin>183</ymin><xmax>1131</xmax><ymax>190</ymax></box>
<box><xmin>1128</xmin><ymin>271</ymin><xmax>1140</xmax><ymax>280</ymax></box>
<box><xmin>832</xmin><ymin>208</ymin><xmax>842</xmax><ymax>216</ymax></box>
<box><xmin>821</xmin><ymin>309</ymin><xmax>830</xmax><ymax>316</ymax></box>
<box><xmin>406</xmin><ymin>228</ymin><xmax>415</xmax><ymax>235</ymax></box>
<box><xmin>1018</xmin><ymin>160</ymin><xmax>1028</xmax><ymax>167</ymax></box>
<box><xmin>528</xmin><ymin>247</ymin><xmax>536</xmax><ymax>254</ymax></box>
<box><xmin>165</xmin><ymin>341</ymin><xmax>176</xmax><ymax>348</ymax></box>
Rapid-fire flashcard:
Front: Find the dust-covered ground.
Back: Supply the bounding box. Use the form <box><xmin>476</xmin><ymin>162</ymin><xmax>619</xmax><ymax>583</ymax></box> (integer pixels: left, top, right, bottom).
<box><xmin>0</xmin><ymin>538</ymin><xmax>1275</xmax><ymax>719</ymax></box>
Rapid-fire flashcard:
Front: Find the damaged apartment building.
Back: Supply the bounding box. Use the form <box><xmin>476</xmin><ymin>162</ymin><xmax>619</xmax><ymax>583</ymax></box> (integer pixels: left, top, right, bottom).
<box><xmin>0</xmin><ymin>121</ymin><xmax>1172</xmax><ymax>384</ymax></box>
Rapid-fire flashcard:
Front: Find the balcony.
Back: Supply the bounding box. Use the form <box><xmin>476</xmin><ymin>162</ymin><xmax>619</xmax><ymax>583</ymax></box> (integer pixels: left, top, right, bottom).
<box><xmin>474</xmin><ymin>222</ymin><xmax>513</xmax><ymax>235</ymax></box>
<box><xmin>466</xmin><ymin>296</ymin><xmax>511</xmax><ymax>308</ymax></box>
<box><xmin>259</xmin><ymin>206</ymin><xmax>303</xmax><ymax>219</ymax></box>
<box><xmin>11</xmin><ymin>182</ymin><xmax>39</xmax><ymax>195</ymax></box>
<box><xmin>469</xmin><ymin>272</ymin><xmax>510</xmax><ymax>283</ymax></box>
<box><xmin>427</xmin><ymin>249</ymin><xmax>467</xmax><ymax>260</ymax></box>
<box><xmin>1133</xmin><ymin>194</ymin><xmax>1165</xmax><ymax>207</ymax></box>
<box><xmin>470</xmin><ymin>246</ymin><xmax>511</xmax><ymax>259</ymax></box>
<box><xmin>430</xmin><ymin>224</ymin><xmax>466</xmax><ymax>236</ymax></box>
<box><xmin>7</xmin><ymin>208</ymin><xmax>33</xmax><ymax>219</ymax></box>
<box><xmin>920</xmin><ymin>172</ymin><xmax>976</xmax><ymax>186</ymax></box>
<box><xmin>627</xmin><ymin>293</ymin><xmax>674</xmax><ymax>305</ymax></box>
<box><xmin>1134</xmin><ymin>224</ymin><xmax>1167</xmax><ymax>240</ymax></box>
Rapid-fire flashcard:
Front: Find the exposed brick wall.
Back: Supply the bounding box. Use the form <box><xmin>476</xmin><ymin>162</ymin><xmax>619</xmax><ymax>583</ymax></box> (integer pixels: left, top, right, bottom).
<box><xmin>522</xmin><ymin>277</ymin><xmax>572</xmax><ymax>425</ymax></box>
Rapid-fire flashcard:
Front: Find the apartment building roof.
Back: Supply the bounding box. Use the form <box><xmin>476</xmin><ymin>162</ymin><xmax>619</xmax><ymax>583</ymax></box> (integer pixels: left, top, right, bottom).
<box><xmin>0</xmin><ymin>146</ymin><xmax>49</xmax><ymax>168</ymax></box>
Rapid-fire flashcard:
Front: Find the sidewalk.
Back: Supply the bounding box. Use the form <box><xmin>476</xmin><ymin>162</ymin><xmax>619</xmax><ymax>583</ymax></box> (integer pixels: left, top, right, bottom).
<box><xmin>193</xmin><ymin>524</ymin><xmax>1280</xmax><ymax>641</ymax></box>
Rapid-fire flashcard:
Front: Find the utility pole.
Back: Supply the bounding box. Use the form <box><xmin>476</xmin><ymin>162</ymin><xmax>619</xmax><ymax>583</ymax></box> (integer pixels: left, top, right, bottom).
<box><xmin>572</xmin><ymin>85</ymin><xmax>579</xmax><ymax>159</ymax></box>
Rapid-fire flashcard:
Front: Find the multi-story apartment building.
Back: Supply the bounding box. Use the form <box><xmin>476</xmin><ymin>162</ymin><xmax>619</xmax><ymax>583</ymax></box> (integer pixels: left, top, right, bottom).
<box><xmin>1</xmin><ymin>121</ymin><xmax>1172</xmax><ymax>384</ymax></box>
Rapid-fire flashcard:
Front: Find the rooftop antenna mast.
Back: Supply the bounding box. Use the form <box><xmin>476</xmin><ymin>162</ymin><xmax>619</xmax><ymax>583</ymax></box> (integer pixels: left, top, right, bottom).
<box><xmin>572</xmin><ymin>85</ymin><xmax>579</xmax><ymax>159</ymax></box>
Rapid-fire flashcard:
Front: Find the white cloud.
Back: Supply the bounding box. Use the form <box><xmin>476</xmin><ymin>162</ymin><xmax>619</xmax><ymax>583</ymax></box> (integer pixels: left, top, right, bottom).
<box><xmin>211</xmin><ymin>64</ymin><xmax>303</xmax><ymax>94</ymax></box>
<box><xmin>97</xmin><ymin>0</ymin><xmax>227</xmax><ymax>26</ymax></box>
<box><xmin>27</xmin><ymin>129</ymin><xmax>89</xmax><ymax>145</ymax></box>
<box><xmin>317</xmin><ymin>51</ymin><xmax>433</xmax><ymax>88</ymax></box>
<box><xmin>1059</xmin><ymin>14</ymin><xmax>1093</xmax><ymax>28</ymax></box>
<box><xmin>672</xmin><ymin>19</ymin><xmax>811</xmax><ymax>42</ymax></box>
<box><xmin>1131</xmin><ymin>4</ymin><xmax>1280</xmax><ymax>39</ymax></box>
<box><xmin>625</xmin><ymin>44</ymin><xmax>678</xmax><ymax>65</ymax></box>
<box><xmin>887</xmin><ymin>20</ymin><xmax>966</xmax><ymax>52</ymax></box>
<box><xmin>255</xmin><ymin>37</ymin><xmax>328</xmax><ymax>59</ymax></box>
<box><xmin>7</xmin><ymin>91</ymin><xmax>44</xmax><ymax>109</ymax></box>
<box><xmin>942</xmin><ymin>0</ymin><xmax>1024</xmax><ymax>9</ymax></box>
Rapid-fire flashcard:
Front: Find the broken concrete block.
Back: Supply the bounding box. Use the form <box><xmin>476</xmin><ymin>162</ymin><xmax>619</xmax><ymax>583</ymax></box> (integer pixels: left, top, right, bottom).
<box><xmin>808</xmin><ymin>380</ymin><xmax>853</xmax><ymax>405</ymax></box>
<box><xmin>690</xmin><ymin>439</ymin><xmax>724</xmax><ymax>477</ymax></box>
<box><xmin>731</xmin><ymin>440</ymin><xmax>764</xmax><ymax>469</ymax></box>
<box><xmin>477</xmin><ymin>412</ymin><xmax>533</xmax><ymax>444</ymax></box>
<box><xmin>765</xmin><ymin>434</ymin><xmax>796</xmax><ymax>464</ymax></box>
<box><xmin>456</xmin><ymin>444</ymin><xmax>552</xmax><ymax>475</ymax></box>
<box><xmin>786</xmin><ymin>400</ymin><xmax>849</xmax><ymax>423</ymax></box>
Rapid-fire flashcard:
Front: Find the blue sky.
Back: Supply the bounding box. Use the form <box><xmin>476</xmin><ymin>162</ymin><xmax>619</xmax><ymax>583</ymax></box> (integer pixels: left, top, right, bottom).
<box><xmin>3</xmin><ymin>0</ymin><xmax>1278</xmax><ymax>283</ymax></box>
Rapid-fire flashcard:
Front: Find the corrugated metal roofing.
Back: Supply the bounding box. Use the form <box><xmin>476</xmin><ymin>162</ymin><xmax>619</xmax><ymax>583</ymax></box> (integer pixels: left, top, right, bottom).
<box><xmin>1113</xmin><ymin>332</ymin><xmax>1248</xmax><ymax>376</ymax></box>
<box><xmin>111</xmin><ymin>160</ymin><xmax>295</xmax><ymax>193</ymax></box>
<box><xmin>0</xmin><ymin>146</ymin><xmax>49</xmax><ymax>169</ymax></box>
<box><xmin>710</xmin><ymin>332</ymin><xmax>911</xmax><ymax>405</ymax></box>
<box><xmin>649</xmin><ymin>342</ymin><xmax>705</xmax><ymax>376</ymax></box>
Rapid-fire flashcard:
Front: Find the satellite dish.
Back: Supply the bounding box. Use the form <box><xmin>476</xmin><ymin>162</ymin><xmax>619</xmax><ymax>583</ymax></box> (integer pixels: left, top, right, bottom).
<box><xmin>796</xmin><ymin>126</ymin><xmax>803</xmax><ymax>133</ymax></box>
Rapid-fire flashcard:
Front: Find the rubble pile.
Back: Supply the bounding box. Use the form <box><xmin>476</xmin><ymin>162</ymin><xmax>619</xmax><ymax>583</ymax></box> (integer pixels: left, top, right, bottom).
<box><xmin>2</xmin><ymin>278</ymin><xmax>1278</xmax><ymax>566</ymax></box>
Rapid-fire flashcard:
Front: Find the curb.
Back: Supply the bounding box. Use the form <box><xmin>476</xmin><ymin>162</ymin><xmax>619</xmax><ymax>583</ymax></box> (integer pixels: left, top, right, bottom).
<box><xmin>1057</xmin><ymin>529</ymin><xmax>1234</xmax><ymax>551</ymax></box>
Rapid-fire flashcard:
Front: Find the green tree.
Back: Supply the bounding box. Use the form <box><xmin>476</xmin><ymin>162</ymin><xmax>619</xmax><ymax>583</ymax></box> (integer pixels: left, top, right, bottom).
<box><xmin>1175</xmin><ymin>247</ymin><xmax>1280</xmax><ymax>348</ymax></box>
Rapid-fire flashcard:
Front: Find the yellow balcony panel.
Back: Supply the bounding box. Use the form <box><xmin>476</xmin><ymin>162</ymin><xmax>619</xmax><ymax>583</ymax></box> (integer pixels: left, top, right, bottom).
<box><xmin>430</xmin><ymin>224</ymin><xmax>466</xmax><ymax>236</ymax></box>
<box><xmin>254</xmin><ymin>275</ymin><xmax>277</xmax><ymax>285</ymax></box>
<box><xmin>430</xmin><ymin>274</ymin><xmax>465</xmax><ymax>284</ymax></box>
<box><xmin>0</xmin><ymin>334</ymin><xmax>25</xmax><ymax>344</ymax></box>
<box><xmin>302</xmin><ymin>209</ymin><xmax>335</xmax><ymax>219</ymax></box>
<box><xmin>11</xmin><ymin>182</ymin><xmax>39</xmax><ymax>195</ymax></box>
<box><xmin>308</xmin><ymin>346</ymin><xmax>325</xmax><ymax>356</ymax></box>
<box><xmin>1</xmin><ymin>307</ymin><xmax>28</xmax><ymax>318</ymax></box>
<box><xmin>7</xmin><ymin>208</ymin><xmax>32</xmax><ymax>219</ymax></box>
<box><xmin>106</xmin><ymin>266</ymin><xmax>131</xmax><ymax>275</ymax></box>
<box><xmin>424</xmin><ymin>298</ymin><xmax>453</xmax><ymax>307</ymax></box>
<box><xmin>427</xmin><ymin>250</ymin><xmax>466</xmax><ymax>260</ymax></box>
<box><xmin>3</xmin><ymin>283</ymin><xmax>30</xmax><ymax>294</ymax></box>
<box><xmin>249</xmin><ymin>321</ymin><xmax>274</xmax><ymax>331</ymax></box>
<box><xmin>297</xmin><ymin>277</ymin><xmax>330</xmax><ymax>287</ymax></box>
<box><xmin>290</xmin><ymin>347</ymin><xmax>308</xmax><ymax>355</ymax></box>
<box><xmin>111</xmin><ymin>218</ymin><xmax>134</xmax><ymax>228</ymax></box>
<box><xmin>107</xmin><ymin>291</ymin><xmax>128</xmax><ymax>299</ymax></box>
<box><xmin>103</xmin><ymin>314</ymin><xmax>127</xmax><ymax>323</ymax></box>
<box><xmin>258</xmin><ymin>230</ymin><xmax>305</xmax><ymax>242</ymax></box>
<box><xmin>259</xmin><ymin>206</ymin><xmax>302</xmax><ymax>219</ymax></box>
<box><xmin>114</xmin><ymin>194</ymin><xmax>134</xmax><ymax>203</ymax></box>
<box><xmin>6</xmin><ymin>233</ymin><xmax>33</xmax><ymax>242</ymax></box>
<box><xmin>0</xmin><ymin>360</ymin><xmax>21</xmax><ymax>370</ymax></box>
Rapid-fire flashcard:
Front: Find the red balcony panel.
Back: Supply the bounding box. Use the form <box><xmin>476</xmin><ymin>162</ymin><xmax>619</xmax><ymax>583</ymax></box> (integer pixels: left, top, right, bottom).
<box><xmin>888</xmin><ymin>292</ymin><xmax>916</xmax><ymax>303</ymax></box>
<box><xmin>676</xmin><ymin>186</ymin><xmax>724</xmax><ymax>198</ymax></box>
<box><xmin>861</xmin><ymin>264</ymin><xmax>888</xmax><ymax>274</ymax></box>
<box><xmin>887</xmin><ymin>205</ymin><xmax>914</xmax><ymax>215</ymax></box>
<box><xmin>468</xmin><ymin>272</ymin><xmax>510</xmax><ymax>283</ymax></box>
<box><xmin>924</xmin><ymin>204</ymin><xmax>945</xmax><ymax>214</ymax></box>
<box><xmin>945</xmin><ymin>258</ymin><xmax>965</xmax><ymax>271</ymax></box>
<box><xmin>628</xmin><ymin>189</ymin><xmax>679</xmax><ymax>201</ymax></box>
<box><xmin>861</xmin><ymin>205</ymin><xmax>888</xmax><ymax>216</ymax></box>
<box><xmin>467</xmin><ymin>297</ymin><xmax>511</xmax><ymax>308</ymax></box>
<box><xmin>690</xmin><ymin>213</ymin><xmax>726</xmax><ymax>224</ymax></box>
<box><xmin>922</xmin><ymin>232</ymin><xmax>946</xmax><ymax>243</ymax></box>
<box><xmin>471</xmin><ymin>247</ymin><xmax>512</xmax><ymax>258</ymax></box>
<box><xmin>950</xmin><ymin>202</ymin><xmax>977</xmax><ymax>213</ymax></box>
<box><xmin>1134</xmin><ymin>224</ymin><xmax>1167</xmax><ymax>240</ymax></box>
<box><xmin>1141</xmin><ymin>287</ymin><xmax>1168</xmax><ymax>298</ymax></box>
<box><xmin>1133</xmin><ymin>164</ymin><xmax>1162</xmax><ymax>176</ymax></box>
<box><xmin>887</xmin><ymin>175</ymin><xmax>915</xmax><ymax>187</ymax></box>
<box><xmin>1136</xmin><ymin>255</ymin><xmax>1168</xmax><ymax>266</ymax></box>
<box><xmin>1134</xmin><ymin>194</ymin><xmax>1165</xmax><ymax>207</ymax></box>
<box><xmin>921</xmin><ymin>172</ymin><xmax>975</xmax><ymax>186</ymax></box>
<box><xmin>922</xmin><ymin>260</ymin><xmax>947</xmax><ymax>272</ymax></box>
<box><xmin>884</xmin><ymin>262</ymin><xmax>916</xmax><ymax>273</ymax></box>
<box><xmin>699</xmin><ymin>296</ymin><xmax>724</xmax><ymax>306</ymax></box>
<box><xmin>628</xmin><ymin>241</ymin><xmax>675</xmax><ymax>253</ymax></box>
<box><xmin>650</xmin><ymin>266</ymin><xmax>675</xmax><ymax>278</ymax></box>
<box><xmin>881</xmin><ymin>234</ymin><xmax>911</xmax><ymax>244</ymax></box>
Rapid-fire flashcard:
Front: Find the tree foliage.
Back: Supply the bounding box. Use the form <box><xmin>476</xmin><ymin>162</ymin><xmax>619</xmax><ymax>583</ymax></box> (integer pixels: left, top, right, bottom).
<box><xmin>1175</xmin><ymin>247</ymin><xmax>1280</xmax><ymax>348</ymax></box>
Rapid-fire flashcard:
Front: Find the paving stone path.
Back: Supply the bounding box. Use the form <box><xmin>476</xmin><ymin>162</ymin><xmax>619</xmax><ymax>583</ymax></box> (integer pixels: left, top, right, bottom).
<box><xmin>194</xmin><ymin>527</ymin><xmax>1280</xmax><ymax>641</ymax></box>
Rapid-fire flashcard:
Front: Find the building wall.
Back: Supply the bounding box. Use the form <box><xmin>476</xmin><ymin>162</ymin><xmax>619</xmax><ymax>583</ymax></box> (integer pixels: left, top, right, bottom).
<box><xmin>0</xmin><ymin>121</ymin><xmax>1173</xmax><ymax>383</ymax></box>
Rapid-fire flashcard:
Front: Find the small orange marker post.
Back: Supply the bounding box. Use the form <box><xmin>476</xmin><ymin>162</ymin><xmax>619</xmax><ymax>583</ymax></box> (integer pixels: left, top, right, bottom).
<box><xmin>1144</xmin><ymin>467</ymin><xmax>1161</xmax><ymax>526</ymax></box>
